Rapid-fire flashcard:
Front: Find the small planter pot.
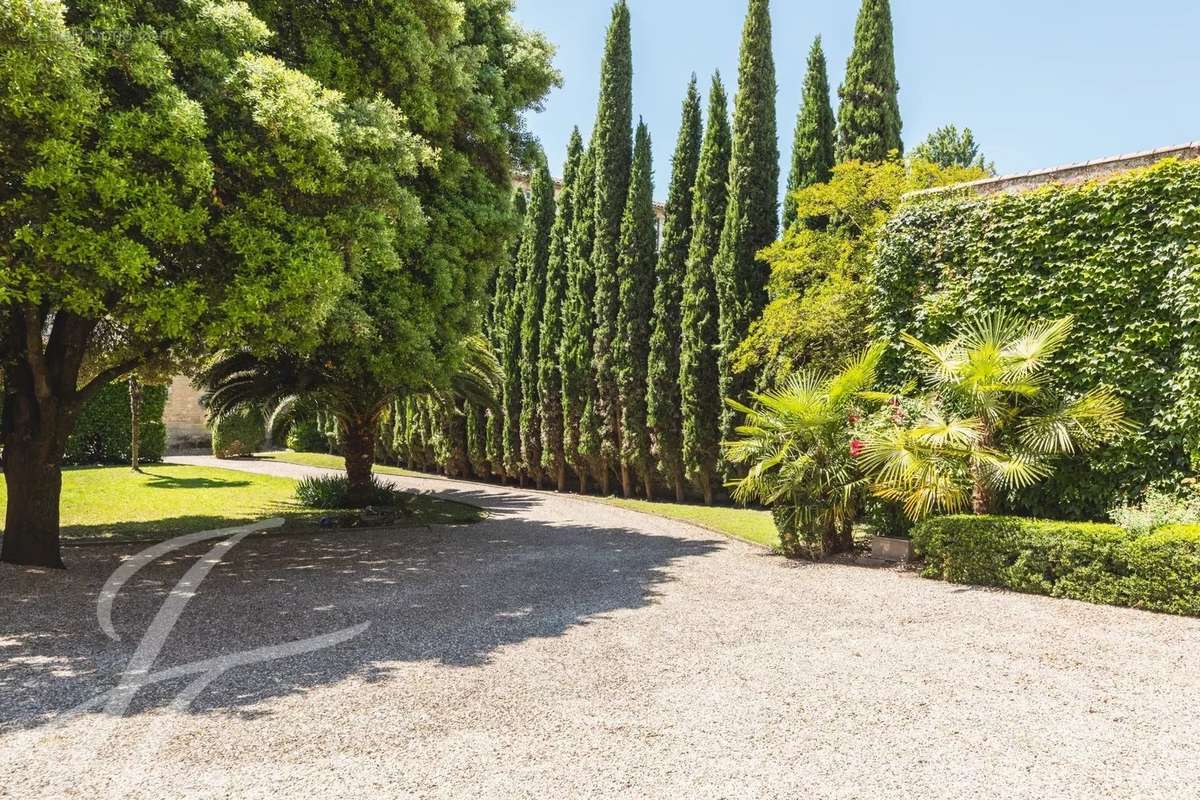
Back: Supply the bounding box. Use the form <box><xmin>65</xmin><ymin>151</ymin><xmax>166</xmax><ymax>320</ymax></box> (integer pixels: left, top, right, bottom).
<box><xmin>871</xmin><ymin>535</ymin><xmax>913</xmax><ymax>562</ymax></box>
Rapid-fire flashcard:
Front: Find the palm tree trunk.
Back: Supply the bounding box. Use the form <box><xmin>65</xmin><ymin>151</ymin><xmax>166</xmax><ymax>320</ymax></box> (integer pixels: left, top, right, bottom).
<box><xmin>341</xmin><ymin>415</ymin><xmax>379</xmax><ymax>507</ymax></box>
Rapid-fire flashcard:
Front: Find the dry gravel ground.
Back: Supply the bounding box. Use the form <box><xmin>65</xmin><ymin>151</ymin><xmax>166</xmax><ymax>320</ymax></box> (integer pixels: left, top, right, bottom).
<box><xmin>1</xmin><ymin>456</ymin><xmax>1198</xmax><ymax>800</ymax></box>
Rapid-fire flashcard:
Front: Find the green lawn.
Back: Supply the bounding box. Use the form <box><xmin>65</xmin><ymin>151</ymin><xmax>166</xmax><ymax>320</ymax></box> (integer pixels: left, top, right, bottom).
<box><xmin>591</xmin><ymin>496</ymin><xmax>780</xmax><ymax>549</ymax></box>
<box><xmin>0</xmin><ymin>464</ymin><xmax>482</xmax><ymax>543</ymax></box>
<box><xmin>259</xmin><ymin>450</ymin><xmax>779</xmax><ymax>548</ymax></box>
<box><xmin>257</xmin><ymin>451</ymin><xmax>422</xmax><ymax>478</ymax></box>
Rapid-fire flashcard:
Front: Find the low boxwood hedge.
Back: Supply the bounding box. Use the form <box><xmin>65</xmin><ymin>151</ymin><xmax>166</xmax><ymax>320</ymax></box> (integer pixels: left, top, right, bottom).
<box><xmin>912</xmin><ymin>516</ymin><xmax>1200</xmax><ymax>616</ymax></box>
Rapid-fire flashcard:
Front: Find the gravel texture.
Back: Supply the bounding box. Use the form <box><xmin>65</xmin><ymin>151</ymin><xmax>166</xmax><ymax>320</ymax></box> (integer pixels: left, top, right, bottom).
<box><xmin>2</xmin><ymin>456</ymin><xmax>1198</xmax><ymax>799</ymax></box>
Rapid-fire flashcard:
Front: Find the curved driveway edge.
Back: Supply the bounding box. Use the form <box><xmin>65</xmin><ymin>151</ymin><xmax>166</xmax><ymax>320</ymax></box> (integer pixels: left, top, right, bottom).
<box><xmin>1</xmin><ymin>456</ymin><xmax>1197</xmax><ymax>799</ymax></box>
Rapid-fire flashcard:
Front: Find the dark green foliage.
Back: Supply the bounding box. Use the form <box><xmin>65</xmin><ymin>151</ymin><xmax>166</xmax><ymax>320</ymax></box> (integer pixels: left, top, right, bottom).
<box><xmin>562</xmin><ymin>150</ymin><xmax>599</xmax><ymax>483</ymax></box>
<box><xmin>680</xmin><ymin>74</ymin><xmax>732</xmax><ymax>503</ymax></box>
<box><xmin>518</xmin><ymin>152</ymin><xmax>556</xmax><ymax>482</ymax></box>
<box><xmin>616</xmin><ymin>121</ymin><xmax>658</xmax><ymax>496</ymax></box>
<box><xmin>540</xmin><ymin>129</ymin><xmax>585</xmax><ymax>488</ymax></box>
<box><xmin>64</xmin><ymin>384</ymin><xmax>168</xmax><ymax>466</ymax></box>
<box><xmin>501</xmin><ymin>191</ymin><xmax>531</xmax><ymax>479</ymax></box>
<box><xmin>873</xmin><ymin>159</ymin><xmax>1200</xmax><ymax>518</ymax></box>
<box><xmin>783</xmin><ymin>36</ymin><xmax>836</xmax><ymax>230</ymax></box>
<box><xmin>287</xmin><ymin>417</ymin><xmax>331</xmax><ymax>454</ymax></box>
<box><xmin>591</xmin><ymin>1</ymin><xmax>635</xmax><ymax>482</ymax></box>
<box><xmin>912</xmin><ymin>124</ymin><xmax>992</xmax><ymax>172</ymax></box>
<box><xmin>837</xmin><ymin>0</ymin><xmax>903</xmax><ymax>162</ymax></box>
<box><xmin>647</xmin><ymin>79</ymin><xmax>703</xmax><ymax>500</ymax></box>
<box><xmin>296</xmin><ymin>474</ymin><xmax>403</xmax><ymax>510</ymax></box>
<box><xmin>912</xmin><ymin>516</ymin><xmax>1200</xmax><ymax>617</ymax></box>
<box><xmin>211</xmin><ymin>408</ymin><xmax>266</xmax><ymax>458</ymax></box>
<box><xmin>488</xmin><ymin>190</ymin><xmax>528</xmax><ymax>478</ymax></box>
<box><xmin>715</xmin><ymin>0</ymin><xmax>779</xmax><ymax>437</ymax></box>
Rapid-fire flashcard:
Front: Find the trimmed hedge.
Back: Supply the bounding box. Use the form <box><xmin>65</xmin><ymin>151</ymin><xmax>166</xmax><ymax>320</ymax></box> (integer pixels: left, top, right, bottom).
<box><xmin>874</xmin><ymin>159</ymin><xmax>1200</xmax><ymax>519</ymax></box>
<box><xmin>211</xmin><ymin>407</ymin><xmax>265</xmax><ymax>458</ymax></box>
<box><xmin>912</xmin><ymin>515</ymin><xmax>1200</xmax><ymax>616</ymax></box>
<box><xmin>64</xmin><ymin>382</ymin><xmax>167</xmax><ymax>465</ymax></box>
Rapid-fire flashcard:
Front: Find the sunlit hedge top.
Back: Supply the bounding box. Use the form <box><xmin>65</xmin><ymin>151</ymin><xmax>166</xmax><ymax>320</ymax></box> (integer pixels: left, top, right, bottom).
<box><xmin>873</xmin><ymin>158</ymin><xmax>1200</xmax><ymax>519</ymax></box>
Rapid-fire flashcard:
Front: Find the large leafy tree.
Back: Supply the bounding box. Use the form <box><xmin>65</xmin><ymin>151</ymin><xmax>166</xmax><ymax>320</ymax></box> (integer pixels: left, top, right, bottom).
<box><xmin>863</xmin><ymin>314</ymin><xmax>1133</xmax><ymax>519</ymax></box>
<box><xmin>204</xmin><ymin>0</ymin><xmax>558</xmax><ymax>502</ymax></box>
<box><xmin>517</xmin><ymin>151</ymin><xmax>555</xmax><ymax>487</ymax></box>
<box><xmin>0</xmin><ymin>0</ymin><xmax>411</xmax><ymax>566</ymax></box>
<box><xmin>783</xmin><ymin>36</ymin><xmax>836</xmax><ymax>230</ymax></box>
<box><xmin>737</xmin><ymin>158</ymin><xmax>987</xmax><ymax>387</ymax></box>
<box><xmin>647</xmin><ymin>78</ymin><xmax>702</xmax><ymax>502</ymax></box>
<box><xmin>540</xmin><ymin>129</ymin><xmax>584</xmax><ymax>491</ymax></box>
<box><xmin>837</xmin><ymin>0</ymin><xmax>903</xmax><ymax>162</ymax></box>
<box><xmin>561</xmin><ymin>150</ymin><xmax>599</xmax><ymax>491</ymax></box>
<box><xmin>714</xmin><ymin>0</ymin><xmax>779</xmax><ymax>441</ymax></box>
<box><xmin>590</xmin><ymin>1</ymin><xmax>634</xmax><ymax>495</ymax></box>
<box><xmin>680</xmin><ymin>74</ymin><xmax>732</xmax><ymax>505</ymax></box>
<box><xmin>616</xmin><ymin>121</ymin><xmax>657</xmax><ymax>499</ymax></box>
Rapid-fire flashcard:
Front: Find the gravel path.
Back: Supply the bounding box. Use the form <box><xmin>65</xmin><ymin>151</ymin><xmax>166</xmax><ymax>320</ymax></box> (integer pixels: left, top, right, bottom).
<box><xmin>2</xmin><ymin>456</ymin><xmax>1198</xmax><ymax>799</ymax></box>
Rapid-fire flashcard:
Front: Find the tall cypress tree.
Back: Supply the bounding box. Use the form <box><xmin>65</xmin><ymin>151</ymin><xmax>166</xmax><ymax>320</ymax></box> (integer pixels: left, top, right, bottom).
<box><xmin>647</xmin><ymin>78</ymin><xmax>702</xmax><ymax>502</ymax></box>
<box><xmin>714</xmin><ymin>0</ymin><xmax>779</xmax><ymax>439</ymax></box>
<box><xmin>487</xmin><ymin>190</ymin><xmax>527</xmax><ymax>479</ymax></box>
<box><xmin>540</xmin><ymin>129</ymin><xmax>584</xmax><ymax>492</ymax></box>
<box><xmin>783</xmin><ymin>36</ymin><xmax>836</xmax><ymax>230</ymax></box>
<box><xmin>616</xmin><ymin>121</ymin><xmax>658</xmax><ymax>499</ymax></box>
<box><xmin>562</xmin><ymin>149</ymin><xmax>598</xmax><ymax>492</ymax></box>
<box><xmin>681</xmin><ymin>74</ymin><xmax>732</xmax><ymax>506</ymax></box>
<box><xmin>837</xmin><ymin>0</ymin><xmax>902</xmax><ymax>162</ymax></box>
<box><xmin>516</xmin><ymin>152</ymin><xmax>555</xmax><ymax>487</ymax></box>
<box><xmin>590</xmin><ymin>1</ymin><xmax>634</xmax><ymax>495</ymax></box>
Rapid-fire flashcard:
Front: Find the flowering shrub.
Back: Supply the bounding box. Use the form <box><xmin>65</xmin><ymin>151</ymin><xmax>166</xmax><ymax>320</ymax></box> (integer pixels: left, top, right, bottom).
<box><xmin>1110</xmin><ymin>481</ymin><xmax>1200</xmax><ymax>535</ymax></box>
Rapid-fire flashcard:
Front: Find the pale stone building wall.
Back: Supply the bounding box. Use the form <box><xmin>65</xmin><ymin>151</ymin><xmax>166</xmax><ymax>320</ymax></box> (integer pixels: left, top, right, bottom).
<box><xmin>163</xmin><ymin>375</ymin><xmax>210</xmax><ymax>453</ymax></box>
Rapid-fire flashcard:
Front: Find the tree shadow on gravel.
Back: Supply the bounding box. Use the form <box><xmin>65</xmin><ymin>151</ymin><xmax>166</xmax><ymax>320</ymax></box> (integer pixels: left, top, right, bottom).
<box><xmin>0</xmin><ymin>504</ymin><xmax>723</xmax><ymax>732</ymax></box>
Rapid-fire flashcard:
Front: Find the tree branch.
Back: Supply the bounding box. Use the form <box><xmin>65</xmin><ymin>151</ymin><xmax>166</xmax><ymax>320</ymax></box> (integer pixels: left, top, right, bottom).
<box><xmin>20</xmin><ymin>304</ymin><xmax>53</xmax><ymax>406</ymax></box>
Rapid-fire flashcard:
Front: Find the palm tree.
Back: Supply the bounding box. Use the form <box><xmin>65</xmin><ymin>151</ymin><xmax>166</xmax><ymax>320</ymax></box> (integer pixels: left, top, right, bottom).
<box><xmin>862</xmin><ymin>312</ymin><xmax>1133</xmax><ymax>520</ymax></box>
<box><xmin>724</xmin><ymin>343</ymin><xmax>885</xmax><ymax>557</ymax></box>
<box><xmin>197</xmin><ymin>335</ymin><xmax>501</xmax><ymax>506</ymax></box>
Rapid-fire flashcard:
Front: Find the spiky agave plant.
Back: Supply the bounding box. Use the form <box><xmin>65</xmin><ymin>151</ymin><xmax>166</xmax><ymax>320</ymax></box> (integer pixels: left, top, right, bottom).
<box><xmin>724</xmin><ymin>342</ymin><xmax>886</xmax><ymax>557</ymax></box>
<box><xmin>861</xmin><ymin>311</ymin><xmax>1134</xmax><ymax>520</ymax></box>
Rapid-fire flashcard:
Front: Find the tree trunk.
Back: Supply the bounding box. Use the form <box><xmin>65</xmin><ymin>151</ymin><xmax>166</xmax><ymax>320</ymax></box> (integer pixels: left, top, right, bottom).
<box><xmin>972</xmin><ymin>426</ymin><xmax>995</xmax><ymax>515</ymax></box>
<box><xmin>556</xmin><ymin>461</ymin><xmax>567</xmax><ymax>493</ymax></box>
<box><xmin>620</xmin><ymin>462</ymin><xmax>633</xmax><ymax>498</ymax></box>
<box><xmin>1</xmin><ymin>386</ymin><xmax>73</xmax><ymax>568</ymax></box>
<box><xmin>128</xmin><ymin>375</ymin><xmax>142</xmax><ymax>472</ymax></box>
<box><xmin>672</xmin><ymin>465</ymin><xmax>685</xmax><ymax>504</ymax></box>
<box><xmin>821</xmin><ymin>518</ymin><xmax>855</xmax><ymax>557</ymax></box>
<box><xmin>341</xmin><ymin>416</ymin><xmax>378</xmax><ymax>508</ymax></box>
<box><xmin>700</xmin><ymin>468</ymin><xmax>714</xmax><ymax>506</ymax></box>
<box><xmin>642</xmin><ymin>470</ymin><xmax>654</xmax><ymax>502</ymax></box>
<box><xmin>599</xmin><ymin>460</ymin><xmax>611</xmax><ymax>496</ymax></box>
<box><xmin>577</xmin><ymin>465</ymin><xmax>589</xmax><ymax>495</ymax></box>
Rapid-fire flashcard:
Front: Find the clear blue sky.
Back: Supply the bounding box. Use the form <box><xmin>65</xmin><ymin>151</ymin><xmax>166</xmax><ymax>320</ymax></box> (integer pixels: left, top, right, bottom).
<box><xmin>512</xmin><ymin>0</ymin><xmax>1200</xmax><ymax>195</ymax></box>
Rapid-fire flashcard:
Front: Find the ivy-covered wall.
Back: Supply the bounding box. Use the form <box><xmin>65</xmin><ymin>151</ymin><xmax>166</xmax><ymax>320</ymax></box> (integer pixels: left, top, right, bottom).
<box><xmin>64</xmin><ymin>382</ymin><xmax>168</xmax><ymax>465</ymax></box>
<box><xmin>873</xmin><ymin>158</ymin><xmax>1200</xmax><ymax>520</ymax></box>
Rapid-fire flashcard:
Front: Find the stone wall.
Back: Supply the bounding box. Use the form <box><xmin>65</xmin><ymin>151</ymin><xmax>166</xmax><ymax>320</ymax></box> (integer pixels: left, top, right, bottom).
<box><xmin>163</xmin><ymin>375</ymin><xmax>210</xmax><ymax>453</ymax></box>
<box><xmin>910</xmin><ymin>141</ymin><xmax>1200</xmax><ymax>199</ymax></box>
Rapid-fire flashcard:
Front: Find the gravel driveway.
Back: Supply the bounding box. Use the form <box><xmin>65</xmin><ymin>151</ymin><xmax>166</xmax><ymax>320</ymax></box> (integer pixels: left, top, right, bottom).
<box><xmin>2</xmin><ymin>456</ymin><xmax>1198</xmax><ymax>799</ymax></box>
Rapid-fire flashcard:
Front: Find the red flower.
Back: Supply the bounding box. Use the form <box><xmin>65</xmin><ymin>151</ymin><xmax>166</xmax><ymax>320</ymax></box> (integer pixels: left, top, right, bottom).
<box><xmin>849</xmin><ymin>438</ymin><xmax>865</xmax><ymax>458</ymax></box>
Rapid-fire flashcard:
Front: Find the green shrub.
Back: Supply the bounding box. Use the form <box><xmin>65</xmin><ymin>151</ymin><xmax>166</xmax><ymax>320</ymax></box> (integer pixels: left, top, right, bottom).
<box><xmin>295</xmin><ymin>475</ymin><xmax>403</xmax><ymax>509</ymax></box>
<box><xmin>875</xmin><ymin>159</ymin><xmax>1200</xmax><ymax>518</ymax></box>
<box><xmin>912</xmin><ymin>515</ymin><xmax>1200</xmax><ymax>616</ymax></box>
<box><xmin>211</xmin><ymin>407</ymin><xmax>265</xmax><ymax>458</ymax></box>
<box><xmin>64</xmin><ymin>382</ymin><xmax>168</xmax><ymax>465</ymax></box>
<box><xmin>1109</xmin><ymin>486</ymin><xmax>1200</xmax><ymax>535</ymax></box>
<box><xmin>286</xmin><ymin>418</ymin><xmax>330</xmax><ymax>453</ymax></box>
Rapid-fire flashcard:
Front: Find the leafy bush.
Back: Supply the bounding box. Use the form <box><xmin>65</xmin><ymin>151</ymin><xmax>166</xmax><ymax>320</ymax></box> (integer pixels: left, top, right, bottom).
<box><xmin>210</xmin><ymin>407</ymin><xmax>265</xmax><ymax>458</ymax></box>
<box><xmin>1110</xmin><ymin>485</ymin><xmax>1200</xmax><ymax>535</ymax></box>
<box><xmin>295</xmin><ymin>474</ymin><xmax>404</xmax><ymax>509</ymax></box>
<box><xmin>874</xmin><ymin>158</ymin><xmax>1200</xmax><ymax>518</ymax></box>
<box><xmin>64</xmin><ymin>382</ymin><xmax>167</xmax><ymax>465</ymax></box>
<box><xmin>286</xmin><ymin>418</ymin><xmax>331</xmax><ymax>453</ymax></box>
<box><xmin>912</xmin><ymin>515</ymin><xmax>1200</xmax><ymax>616</ymax></box>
